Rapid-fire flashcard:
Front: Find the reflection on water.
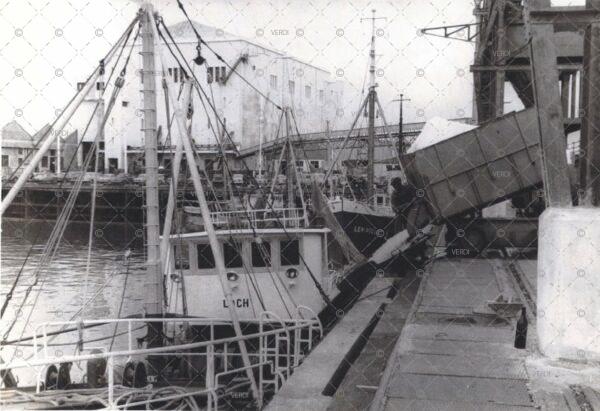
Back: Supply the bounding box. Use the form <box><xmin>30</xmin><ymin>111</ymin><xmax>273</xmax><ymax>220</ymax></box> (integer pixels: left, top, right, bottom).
<box><xmin>1</xmin><ymin>219</ymin><xmax>148</xmax><ymax>386</ymax></box>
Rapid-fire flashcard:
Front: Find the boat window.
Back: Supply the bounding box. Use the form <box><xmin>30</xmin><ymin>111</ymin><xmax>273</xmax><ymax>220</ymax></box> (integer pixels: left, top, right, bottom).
<box><xmin>281</xmin><ymin>239</ymin><xmax>300</xmax><ymax>266</ymax></box>
<box><xmin>224</xmin><ymin>240</ymin><xmax>243</xmax><ymax>268</ymax></box>
<box><xmin>174</xmin><ymin>244</ymin><xmax>189</xmax><ymax>270</ymax></box>
<box><xmin>251</xmin><ymin>241</ymin><xmax>271</xmax><ymax>267</ymax></box>
<box><xmin>197</xmin><ymin>244</ymin><xmax>215</xmax><ymax>269</ymax></box>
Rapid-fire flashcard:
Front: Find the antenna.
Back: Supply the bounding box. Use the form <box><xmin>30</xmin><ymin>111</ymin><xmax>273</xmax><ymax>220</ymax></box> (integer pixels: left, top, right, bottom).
<box><xmin>361</xmin><ymin>9</ymin><xmax>387</xmax><ymax>91</ymax></box>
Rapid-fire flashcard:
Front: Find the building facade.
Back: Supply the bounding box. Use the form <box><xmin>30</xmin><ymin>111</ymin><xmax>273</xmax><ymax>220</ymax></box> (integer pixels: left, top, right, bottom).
<box><xmin>68</xmin><ymin>21</ymin><xmax>348</xmax><ymax>174</ymax></box>
<box><xmin>0</xmin><ymin>121</ymin><xmax>64</xmax><ymax>177</ymax></box>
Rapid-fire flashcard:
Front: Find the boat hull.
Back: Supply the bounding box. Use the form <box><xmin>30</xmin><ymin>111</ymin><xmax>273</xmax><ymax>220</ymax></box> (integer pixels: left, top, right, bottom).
<box><xmin>332</xmin><ymin>209</ymin><xmax>399</xmax><ymax>257</ymax></box>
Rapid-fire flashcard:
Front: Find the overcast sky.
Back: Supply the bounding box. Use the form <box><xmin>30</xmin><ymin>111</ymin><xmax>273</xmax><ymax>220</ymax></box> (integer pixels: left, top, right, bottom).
<box><xmin>0</xmin><ymin>0</ymin><xmax>585</xmax><ymax>134</ymax></box>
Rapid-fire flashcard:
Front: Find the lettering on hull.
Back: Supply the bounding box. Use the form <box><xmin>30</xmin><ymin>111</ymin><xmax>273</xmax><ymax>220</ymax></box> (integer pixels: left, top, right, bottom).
<box><xmin>223</xmin><ymin>298</ymin><xmax>250</xmax><ymax>308</ymax></box>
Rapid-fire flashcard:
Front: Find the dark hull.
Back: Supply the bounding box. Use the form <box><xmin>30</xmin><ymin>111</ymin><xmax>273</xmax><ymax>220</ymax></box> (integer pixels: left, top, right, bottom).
<box><xmin>333</xmin><ymin>210</ymin><xmax>399</xmax><ymax>257</ymax></box>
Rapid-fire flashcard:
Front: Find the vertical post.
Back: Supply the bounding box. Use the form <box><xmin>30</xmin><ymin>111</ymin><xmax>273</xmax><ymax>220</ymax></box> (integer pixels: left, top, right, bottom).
<box><xmin>560</xmin><ymin>72</ymin><xmax>570</xmax><ymax>118</ymax></box>
<box><xmin>494</xmin><ymin>0</ymin><xmax>506</xmax><ymax>118</ymax></box>
<box><xmin>107</xmin><ymin>355</ymin><xmax>114</xmax><ymax>406</ymax></box>
<box><xmin>569</xmin><ymin>72</ymin><xmax>578</xmax><ymax>119</ymax></box>
<box><xmin>367</xmin><ymin>10</ymin><xmax>377</xmax><ymax>201</ymax></box>
<box><xmin>398</xmin><ymin>94</ymin><xmax>403</xmax><ymax>156</ymax></box>
<box><xmin>393</xmin><ymin>94</ymin><xmax>410</xmax><ymax>157</ymax></box>
<box><xmin>580</xmin><ymin>0</ymin><xmax>600</xmax><ymax>204</ymax></box>
<box><xmin>56</xmin><ymin>132</ymin><xmax>61</xmax><ymax>174</ymax></box>
<box><xmin>141</xmin><ymin>3</ymin><xmax>163</xmax><ymax>315</ymax></box>
<box><xmin>525</xmin><ymin>4</ymin><xmax>572</xmax><ymax>207</ymax></box>
<box><xmin>285</xmin><ymin>109</ymin><xmax>294</xmax><ymax>207</ymax></box>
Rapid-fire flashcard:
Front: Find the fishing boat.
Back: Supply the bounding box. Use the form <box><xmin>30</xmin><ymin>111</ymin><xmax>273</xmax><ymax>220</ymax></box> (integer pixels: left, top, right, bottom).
<box><xmin>0</xmin><ymin>4</ymin><xmax>336</xmax><ymax>409</ymax></box>
<box><xmin>324</xmin><ymin>10</ymin><xmax>403</xmax><ymax>258</ymax></box>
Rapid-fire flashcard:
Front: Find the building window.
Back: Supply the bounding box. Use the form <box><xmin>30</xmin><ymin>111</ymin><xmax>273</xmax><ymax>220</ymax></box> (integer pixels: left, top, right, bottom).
<box><xmin>281</xmin><ymin>240</ymin><xmax>299</xmax><ymax>266</ymax></box>
<box><xmin>2</xmin><ymin>155</ymin><xmax>8</xmax><ymax>167</ymax></box>
<box><xmin>305</xmin><ymin>85</ymin><xmax>311</xmax><ymax>98</ymax></box>
<box><xmin>288</xmin><ymin>80</ymin><xmax>295</xmax><ymax>95</ymax></box>
<box><xmin>224</xmin><ymin>240</ymin><xmax>243</xmax><ymax>268</ymax></box>
<box><xmin>309</xmin><ymin>160</ymin><xmax>322</xmax><ymax>170</ymax></box>
<box><xmin>169</xmin><ymin>67</ymin><xmax>179</xmax><ymax>83</ymax></box>
<box><xmin>77</xmin><ymin>82</ymin><xmax>85</xmax><ymax>91</ymax></box>
<box><xmin>96</xmin><ymin>81</ymin><xmax>104</xmax><ymax>90</ymax></box>
<box><xmin>18</xmin><ymin>148</ymin><xmax>23</xmax><ymax>155</ymax></box>
<box><xmin>198</xmin><ymin>244</ymin><xmax>215</xmax><ymax>269</ymax></box>
<box><xmin>41</xmin><ymin>157</ymin><xmax>48</xmax><ymax>167</ymax></box>
<box><xmin>252</xmin><ymin>241</ymin><xmax>271</xmax><ymax>267</ymax></box>
<box><xmin>122</xmin><ymin>101</ymin><xmax>129</xmax><ymax>107</ymax></box>
<box><xmin>270</xmin><ymin>74</ymin><xmax>277</xmax><ymax>89</ymax></box>
<box><xmin>207</xmin><ymin>66</ymin><xmax>226</xmax><ymax>84</ymax></box>
<box><xmin>50</xmin><ymin>149</ymin><xmax>56</xmax><ymax>157</ymax></box>
<box><xmin>319</xmin><ymin>89</ymin><xmax>324</xmax><ymax>102</ymax></box>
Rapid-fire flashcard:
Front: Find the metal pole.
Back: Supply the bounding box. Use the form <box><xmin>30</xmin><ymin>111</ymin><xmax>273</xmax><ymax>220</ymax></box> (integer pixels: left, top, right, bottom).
<box><xmin>141</xmin><ymin>3</ymin><xmax>163</xmax><ymax>315</ymax></box>
<box><xmin>367</xmin><ymin>10</ymin><xmax>377</xmax><ymax>200</ymax></box>
<box><xmin>392</xmin><ymin>94</ymin><xmax>410</xmax><ymax>158</ymax></box>
<box><xmin>360</xmin><ymin>9</ymin><xmax>386</xmax><ymax>201</ymax></box>
<box><xmin>375</xmin><ymin>95</ymin><xmax>407</xmax><ymax>184</ymax></box>
<box><xmin>399</xmin><ymin>94</ymin><xmax>403</xmax><ymax>154</ymax></box>
<box><xmin>149</xmin><ymin>13</ymin><xmax>261</xmax><ymax>406</ymax></box>
<box><xmin>285</xmin><ymin>109</ymin><xmax>295</xmax><ymax>207</ymax></box>
<box><xmin>159</xmin><ymin>82</ymin><xmax>192</xmax><ymax>272</ymax></box>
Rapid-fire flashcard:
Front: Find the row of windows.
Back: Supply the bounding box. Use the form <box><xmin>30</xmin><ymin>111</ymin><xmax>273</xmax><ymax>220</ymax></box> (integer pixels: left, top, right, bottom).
<box><xmin>168</xmin><ymin>67</ymin><xmax>190</xmax><ymax>83</ymax></box>
<box><xmin>207</xmin><ymin>66</ymin><xmax>226</xmax><ymax>84</ymax></box>
<box><xmin>268</xmin><ymin>75</ymin><xmax>326</xmax><ymax>102</ymax></box>
<box><xmin>175</xmin><ymin>239</ymin><xmax>300</xmax><ymax>270</ymax></box>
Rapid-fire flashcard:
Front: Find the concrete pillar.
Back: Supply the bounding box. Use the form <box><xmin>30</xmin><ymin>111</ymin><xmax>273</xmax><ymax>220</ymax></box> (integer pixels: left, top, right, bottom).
<box><xmin>537</xmin><ymin>208</ymin><xmax>600</xmax><ymax>362</ymax></box>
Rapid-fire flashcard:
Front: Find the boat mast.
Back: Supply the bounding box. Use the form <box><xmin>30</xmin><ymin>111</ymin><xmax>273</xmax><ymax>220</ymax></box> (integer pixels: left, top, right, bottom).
<box><xmin>364</xmin><ymin>9</ymin><xmax>383</xmax><ymax>201</ymax></box>
<box><xmin>141</xmin><ymin>2</ymin><xmax>163</xmax><ymax>316</ymax></box>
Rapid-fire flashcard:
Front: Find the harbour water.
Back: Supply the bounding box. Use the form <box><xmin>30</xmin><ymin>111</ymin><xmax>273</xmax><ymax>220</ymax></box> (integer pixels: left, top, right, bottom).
<box><xmin>0</xmin><ymin>219</ymin><xmax>148</xmax><ymax>386</ymax></box>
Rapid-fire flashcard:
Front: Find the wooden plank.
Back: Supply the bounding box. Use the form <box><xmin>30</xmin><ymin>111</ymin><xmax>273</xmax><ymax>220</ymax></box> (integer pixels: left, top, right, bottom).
<box><xmin>528</xmin><ymin>22</ymin><xmax>572</xmax><ymax>207</ymax></box>
<box><xmin>580</xmin><ymin>19</ymin><xmax>600</xmax><ymax>204</ymax></box>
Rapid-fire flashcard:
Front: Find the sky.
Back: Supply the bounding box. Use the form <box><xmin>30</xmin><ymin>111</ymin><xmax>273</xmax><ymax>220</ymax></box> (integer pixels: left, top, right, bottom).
<box><xmin>0</xmin><ymin>0</ymin><xmax>585</xmax><ymax>135</ymax></box>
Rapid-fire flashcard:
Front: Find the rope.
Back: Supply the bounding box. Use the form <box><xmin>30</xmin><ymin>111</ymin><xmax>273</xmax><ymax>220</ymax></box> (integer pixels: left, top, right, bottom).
<box><xmin>108</xmin><ymin>251</ymin><xmax>132</xmax><ymax>351</ymax></box>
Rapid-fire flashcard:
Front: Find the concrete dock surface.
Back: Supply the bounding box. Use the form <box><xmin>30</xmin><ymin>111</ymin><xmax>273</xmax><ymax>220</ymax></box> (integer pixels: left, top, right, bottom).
<box><xmin>370</xmin><ymin>257</ymin><xmax>600</xmax><ymax>411</ymax></box>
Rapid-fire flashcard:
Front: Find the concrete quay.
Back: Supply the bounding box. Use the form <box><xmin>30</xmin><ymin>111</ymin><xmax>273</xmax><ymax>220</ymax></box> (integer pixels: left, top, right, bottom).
<box><xmin>370</xmin><ymin>258</ymin><xmax>600</xmax><ymax>411</ymax></box>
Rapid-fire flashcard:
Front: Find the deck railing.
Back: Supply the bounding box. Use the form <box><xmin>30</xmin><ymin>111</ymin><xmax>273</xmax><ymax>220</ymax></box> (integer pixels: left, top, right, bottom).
<box><xmin>185</xmin><ymin>207</ymin><xmax>307</xmax><ymax>229</ymax></box>
<box><xmin>1</xmin><ymin>308</ymin><xmax>322</xmax><ymax>410</ymax></box>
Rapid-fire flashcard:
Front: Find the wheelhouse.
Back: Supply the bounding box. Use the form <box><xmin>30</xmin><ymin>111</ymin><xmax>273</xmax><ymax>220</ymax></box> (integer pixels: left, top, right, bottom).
<box><xmin>165</xmin><ymin>224</ymin><xmax>332</xmax><ymax>321</ymax></box>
